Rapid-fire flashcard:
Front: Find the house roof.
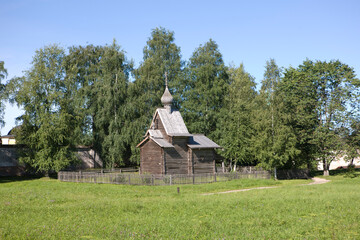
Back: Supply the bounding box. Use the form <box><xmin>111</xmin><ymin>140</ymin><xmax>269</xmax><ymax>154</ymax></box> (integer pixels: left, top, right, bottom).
<box><xmin>151</xmin><ymin>138</ymin><xmax>174</xmax><ymax>148</ymax></box>
<box><xmin>147</xmin><ymin>129</ymin><xmax>163</xmax><ymax>139</ymax></box>
<box><xmin>136</xmin><ymin>136</ymin><xmax>174</xmax><ymax>148</ymax></box>
<box><xmin>138</xmin><ymin>82</ymin><xmax>220</xmax><ymax>150</ymax></box>
<box><xmin>156</xmin><ymin>108</ymin><xmax>190</xmax><ymax>136</ymax></box>
<box><xmin>187</xmin><ymin>134</ymin><xmax>221</xmax><ymax>149</ymax></box>
<box><xmin>1</xmin><ymin>135</ymin><xmax>15</xmax><ymax>139</ymax></box>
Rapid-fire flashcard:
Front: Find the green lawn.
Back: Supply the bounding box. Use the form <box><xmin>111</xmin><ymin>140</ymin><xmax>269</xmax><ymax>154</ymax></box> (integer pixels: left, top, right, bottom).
<box><xmin>0</xmin><ymin>175</ymin><xmax>359</xmax><ymax>239</ymax></box>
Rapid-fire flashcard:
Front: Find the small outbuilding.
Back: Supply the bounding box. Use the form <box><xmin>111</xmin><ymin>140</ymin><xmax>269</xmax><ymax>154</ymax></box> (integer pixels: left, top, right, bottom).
<box><xmin>137</xmin><ymin>79</ymin><xmax>220</xmax><ymax>175</ymax></box>
<box><xmin>1</xmin><ymin>127</ymin><xmax>18</xmax><ymax>145</ymax></box>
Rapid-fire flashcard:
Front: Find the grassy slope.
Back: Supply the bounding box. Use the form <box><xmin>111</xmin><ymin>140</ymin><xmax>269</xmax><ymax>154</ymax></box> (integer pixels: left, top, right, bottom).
<box><xmin>0</xmin><ymin>176</ymin><xmax>359</xmax><ymax>239</ymax></box>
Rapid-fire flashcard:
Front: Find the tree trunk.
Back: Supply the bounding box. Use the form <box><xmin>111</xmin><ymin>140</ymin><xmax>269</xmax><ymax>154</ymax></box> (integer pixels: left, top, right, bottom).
<box><xmin>323</xmin><ymin>159</ymin><xmax>329</xmax><ymax>176</ymax></box>
<box><xmin>350</xmin><ymin>158</ymin><xmax>354</xmax><ymax>166</ymax></box>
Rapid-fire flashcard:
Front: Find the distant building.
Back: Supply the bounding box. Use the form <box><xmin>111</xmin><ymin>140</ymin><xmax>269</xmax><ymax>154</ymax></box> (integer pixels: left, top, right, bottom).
<box><xmin>137</xmin><ymin>78</ymin><xmax>220</xmax><ymax>175</ymax></box>
<box><xmin>1</xmin><ymin>127</ymin><xmax>18</xmax><ymax>145</ymax></box>
<box><xmin>0</xmin><ymin>127</ymin><xmax>103</xmax><ymax>176</ymax></box>
<box><xmin>317</xmin><ymin>152</ymin><xmax>360</xmax><ymax>170</ymax></box>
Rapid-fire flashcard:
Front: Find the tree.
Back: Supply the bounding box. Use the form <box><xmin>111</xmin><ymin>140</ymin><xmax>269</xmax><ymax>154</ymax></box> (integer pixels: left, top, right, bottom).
<box><xmin>8</xmin><ymin>45</ymin><xmax>79</xmax><ymax>174</ymax></box>
<box><xmin>64</xmin><ymin>44</ymin><xmax>105</xmax><ymax>146</ymax></box>
<box><xmin>282</xmin><ymin>60</ymin><xmax>360</xmax><ymax>175</ymax></box>
<box><xmin>253</xmin><ymin>59</ymin><xmax>300</xmax><ymax>171</ymax></box>
<box><xmin>343</xmin><ymin>120</ymin><xmax>360</xmax><ymax>166</ymax></box>
<box><xmin>181</xmin><ymin>39</ymin><xmax>229</xmax><ymax>141</ymax></box>
<box><xmin>219</xmin><ymin>64</ymin><xmax>257</xmax><ymax>168</ymax></box>
<box><xmin>93</xmin><ymin>41</ymin><xmax>133</xmax><ymax>168</ymax></box>
<box><xmin>64</xmin><ymin>41</ymin><xmax>134</xmax><ymax>168</ymax></box>
<box><xmin>0</xmin><ymin>61</ymin><xmax>7</xmax><ymax>128</ymax></box>
<box><xmin>126</xmin><ymin>27</ymin><xmax>183</xmax><ymax>163</ymax></box>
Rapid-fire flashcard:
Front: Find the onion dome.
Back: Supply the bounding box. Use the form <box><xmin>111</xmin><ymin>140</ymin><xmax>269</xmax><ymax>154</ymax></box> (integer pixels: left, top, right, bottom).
<box><xmin>161</xmin><ymin>86</ymin><xmax>173</xmax><ymax>106</ymax></box>
<box><xmin>161</xmin><ymin>72</ymin><xmax>173</xmax><ymax>113</ymax></box>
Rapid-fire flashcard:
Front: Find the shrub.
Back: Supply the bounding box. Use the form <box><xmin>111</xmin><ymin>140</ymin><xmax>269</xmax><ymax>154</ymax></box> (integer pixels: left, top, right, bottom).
<box><xmin>345</xmin><ymin>165</ymin><xmax>357</xmax><ymax>178</ymax></box>
<box><xmin>113</xmin><ymin>174</ymin><xmax>127</xmax><ymax>183</ymax></box>
<box><xmin>141</xmin><ymin>175</ymin><xmax>153</xmax><ymax>185</ymax></box>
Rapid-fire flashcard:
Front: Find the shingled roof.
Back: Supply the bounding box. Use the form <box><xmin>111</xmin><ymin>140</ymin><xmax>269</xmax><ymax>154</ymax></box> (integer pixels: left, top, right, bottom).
<box><xmin>187</xmin><ymin>134</ymin><xmax>221</xmax><ymax>149</ymax></box>
<box><xmin>155</xmin><ymin>109</ymin><xmax>190</xmax><ymax>136</ymax></box>
<box><xmin>138</xmin><ymin>76</ymin><xmax>220</xmax><ymax>150</ymax></box>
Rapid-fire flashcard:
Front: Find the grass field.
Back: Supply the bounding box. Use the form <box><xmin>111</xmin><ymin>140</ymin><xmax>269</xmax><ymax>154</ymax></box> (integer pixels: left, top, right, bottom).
<box><xmin>0</xmin><ymin>174</ymin><xmax>359</xmax><ymax>239</ymax></box>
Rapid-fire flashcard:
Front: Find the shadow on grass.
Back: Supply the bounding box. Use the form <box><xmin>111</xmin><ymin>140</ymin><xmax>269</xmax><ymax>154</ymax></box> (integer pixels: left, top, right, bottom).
<box><xmin>0</xmin><ymin>171</ymin><xmax>59</xmax><ymax>183</ymax></box>
<box><xmin>311</xmin><ymin>168</ymin><xmax>360</xmax><ymax>177</ymax></box>
<box><xmin>0</xmin><ymin>175</ymin><xmax>44</xmax><ymax>184</ymax></box>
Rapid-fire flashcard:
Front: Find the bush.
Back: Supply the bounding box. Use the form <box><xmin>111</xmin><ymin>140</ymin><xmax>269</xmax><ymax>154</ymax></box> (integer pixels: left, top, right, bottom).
<box><xmin>163</xmin><ymin>175</ymin><xmax>171</xmax><ymax>184</ymax></box>
<box><xmin>226</xmin><ymin>172</ymin><xmax>238</xmax><ymax>180</ymax></box>
<box><xmin>141</xmin><ymin>175</ymin><xmax>153</xmax><ymax>185</ymax></box>
<box><xmin>345</xmin><ymin>165</ymin><xmax>357</xmax><ymax>178</ymax></box>
<box><xmin>113</xmin><ymin>174</ymin><xmax>127</xmax><ymax>183</ymax></box>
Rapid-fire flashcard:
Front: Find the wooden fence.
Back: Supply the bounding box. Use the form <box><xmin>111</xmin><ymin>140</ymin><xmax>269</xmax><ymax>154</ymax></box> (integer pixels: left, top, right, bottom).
<box><xmin>58</xmin><ymin>170</ymin><xmax>271</xmax><ymax>186</ymax></box>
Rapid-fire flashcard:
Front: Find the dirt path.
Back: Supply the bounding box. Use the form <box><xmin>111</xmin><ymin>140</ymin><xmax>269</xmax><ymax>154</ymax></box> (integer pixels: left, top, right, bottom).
<box><xmin>202</xmin><ymin>177</ymin><xmax>330</xmax><ymax>195</ymax></box>
<box><xmin>305</xmin><ymin>177</ymin><xmax>330</xmax><ymax>185</ymax></box>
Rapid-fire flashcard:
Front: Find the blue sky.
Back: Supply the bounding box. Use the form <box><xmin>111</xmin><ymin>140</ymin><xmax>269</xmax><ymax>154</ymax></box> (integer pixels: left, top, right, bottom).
<box><xmin>1</xmin><ymin>0</ymin><xmax>360</xmax><ymax>135</ymax></box>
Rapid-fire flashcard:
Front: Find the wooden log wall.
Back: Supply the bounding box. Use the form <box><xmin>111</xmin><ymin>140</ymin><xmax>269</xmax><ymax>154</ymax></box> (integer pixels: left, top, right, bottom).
<box><xmin>140</xmin><ymin>140</ymin><xmax>163</xmax><ymax>174</ymax></box>
<box><xmin>164</xmin><ymin>137</ymin><xmax>188</xmax><ymax>174</ymax></box>
<box><xmin>192</xmin><ymin>149</ymin><xmax>215</xmax><ymax>174</ymax></box>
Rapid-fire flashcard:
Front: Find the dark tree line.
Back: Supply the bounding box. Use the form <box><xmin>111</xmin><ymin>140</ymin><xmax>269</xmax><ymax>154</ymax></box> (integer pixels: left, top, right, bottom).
<box><xmin>2</xmin><ymin>27</ymin><xmax>360</xmax><ymax>175</ymax></box>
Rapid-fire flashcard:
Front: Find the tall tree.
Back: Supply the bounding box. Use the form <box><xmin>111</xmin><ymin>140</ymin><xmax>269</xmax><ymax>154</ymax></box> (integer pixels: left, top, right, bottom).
<box><xmin>94</xmin><ymin>41</ymin><xmax>133</xmax><ymax>168</ymax></box>
<box><xmin>282</xmin><ymin>60</ymin><xmax>360</xmax><ymax>175</ymax></box>
<box><xmin>343</xmin><ymin>120</ymin><xmax>360</xmax><ymax>166</ymax></box>
<box><xmin>63</xmin><ymin>44</ymin><xmax>105</xmax><ymax>146</ymax></box>
<box><xmin>64</xmin><ymin>42</ymin><xmax>133</xmax><ymax>168</ymax></box>
<box><xmin>219</xmin><ymin>64</ymin><xmax>257</xmax><ymax>168</ymax></box>
<box><xmin>8</xmin><ymin>45</ymin><xmax>79</xmax><ymax>174</ymax></box>
<box><xmin>126</xmin><ymin>27</ymin><xmax>183</xmax><ymax>163</ymax></box>
<box><xmin>0</xmin><ymin>61</ymin><xmax>7</xmax><ymax>128</ymax></box>
<box><xmin>253</xmin><ymin>59</ymin><xmax>300</xmax><ymax>170</ymax></box>
<box><xmin>181</xmin><ymin>39</ymin><xmax>229</xmax><ymax>140</ymax></box>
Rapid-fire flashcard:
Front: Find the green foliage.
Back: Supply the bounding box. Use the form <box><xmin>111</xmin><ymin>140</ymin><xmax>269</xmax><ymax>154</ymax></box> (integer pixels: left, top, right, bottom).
<box><xmin>3</xmin><ymin>28</ymin><xmax>360</xmax><ymax>172</ymax></box>
<box><xmin>343</xmin><ymin>120</ymin><xmax>360</xmax><ymax>165</ymax></box>
<box><xmin>0</xmin><ymin>61</ymin><xmax>7</xmax><ymax>128</ymax></box>
<box><xmin>64</xmin><ymin>44</ymin><xmax>105</xmax><ymax>146</ymax></box>
<box><xmin>281</xmin><ymin>60</ymin><xmax>360</xmax><ymax>174</ymax></box>
<box><xmin>93</xmin><ymin>41</ymin><xmax>133</xmax><ymax>168</ymax></box>
<box><xmin>181</xmin><ymin>39</ymin><xmax>229</xmax><ymax>140</ymax></box>
<box><xmin>126</xmin><ymin>27</ymin><xmax>183</xmax><ymax>163</ymax></box>
<box><xmin>253</xmin><ymin>59</ymin><xmax>300</xmax><ymax>170</ymax></box>
<box><xmin>64</xmin><ymin>42</ymin><xmax>133</xmax><ymax>168</ymax></box>
<box><xmin>0</xmin><ymin>61</ymin><xmax>7</xmax><ymax>80</ymax></box>
<box><xmin>219</xmin><ymin>64</ymin><xmax>257</xmax><ymax>165</ymax></box>
<box><xmin>8</xmin><ymin>45</ymin><xmax>79</xmax><ymax>173</ymax></box>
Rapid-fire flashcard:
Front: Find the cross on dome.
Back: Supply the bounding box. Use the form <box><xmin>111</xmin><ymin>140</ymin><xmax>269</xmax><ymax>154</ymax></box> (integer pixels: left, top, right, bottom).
<box><xmin>161</xmin><ymin>72</ymin><xmax>173</xmax><ymax>113</ymax></box>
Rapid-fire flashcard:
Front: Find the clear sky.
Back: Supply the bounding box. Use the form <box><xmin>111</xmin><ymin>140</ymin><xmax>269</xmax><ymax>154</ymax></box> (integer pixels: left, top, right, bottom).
<box><xmin>1</xmin><ymin>0</ymin><xmax>360</xmax><ymax>135</ymax></box>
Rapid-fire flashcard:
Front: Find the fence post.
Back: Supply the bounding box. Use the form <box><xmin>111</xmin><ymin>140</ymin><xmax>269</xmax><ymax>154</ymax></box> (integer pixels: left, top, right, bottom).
<box><xmin>192</xmin><ymin>174</ymin><xmax>195</xmax><ymax>184</ymax></box>
<box><xmin>170</xmin><ymin>175</ymin><xmax>172</xmax><ymax>185</ymax></box>
<box><xmin>214</xmin><ymin>173</ymin><xmax>217</xmax><ymax>182</ymax></box>
<box><xmin>128</xmin><ymin>174</ymin><xmax>131</xmax><ymax>185</ymax></box>
<box><xmin>152</xmin><ymin>175</ymin><xmax>154</xmax><ymax>185</ymax></box>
